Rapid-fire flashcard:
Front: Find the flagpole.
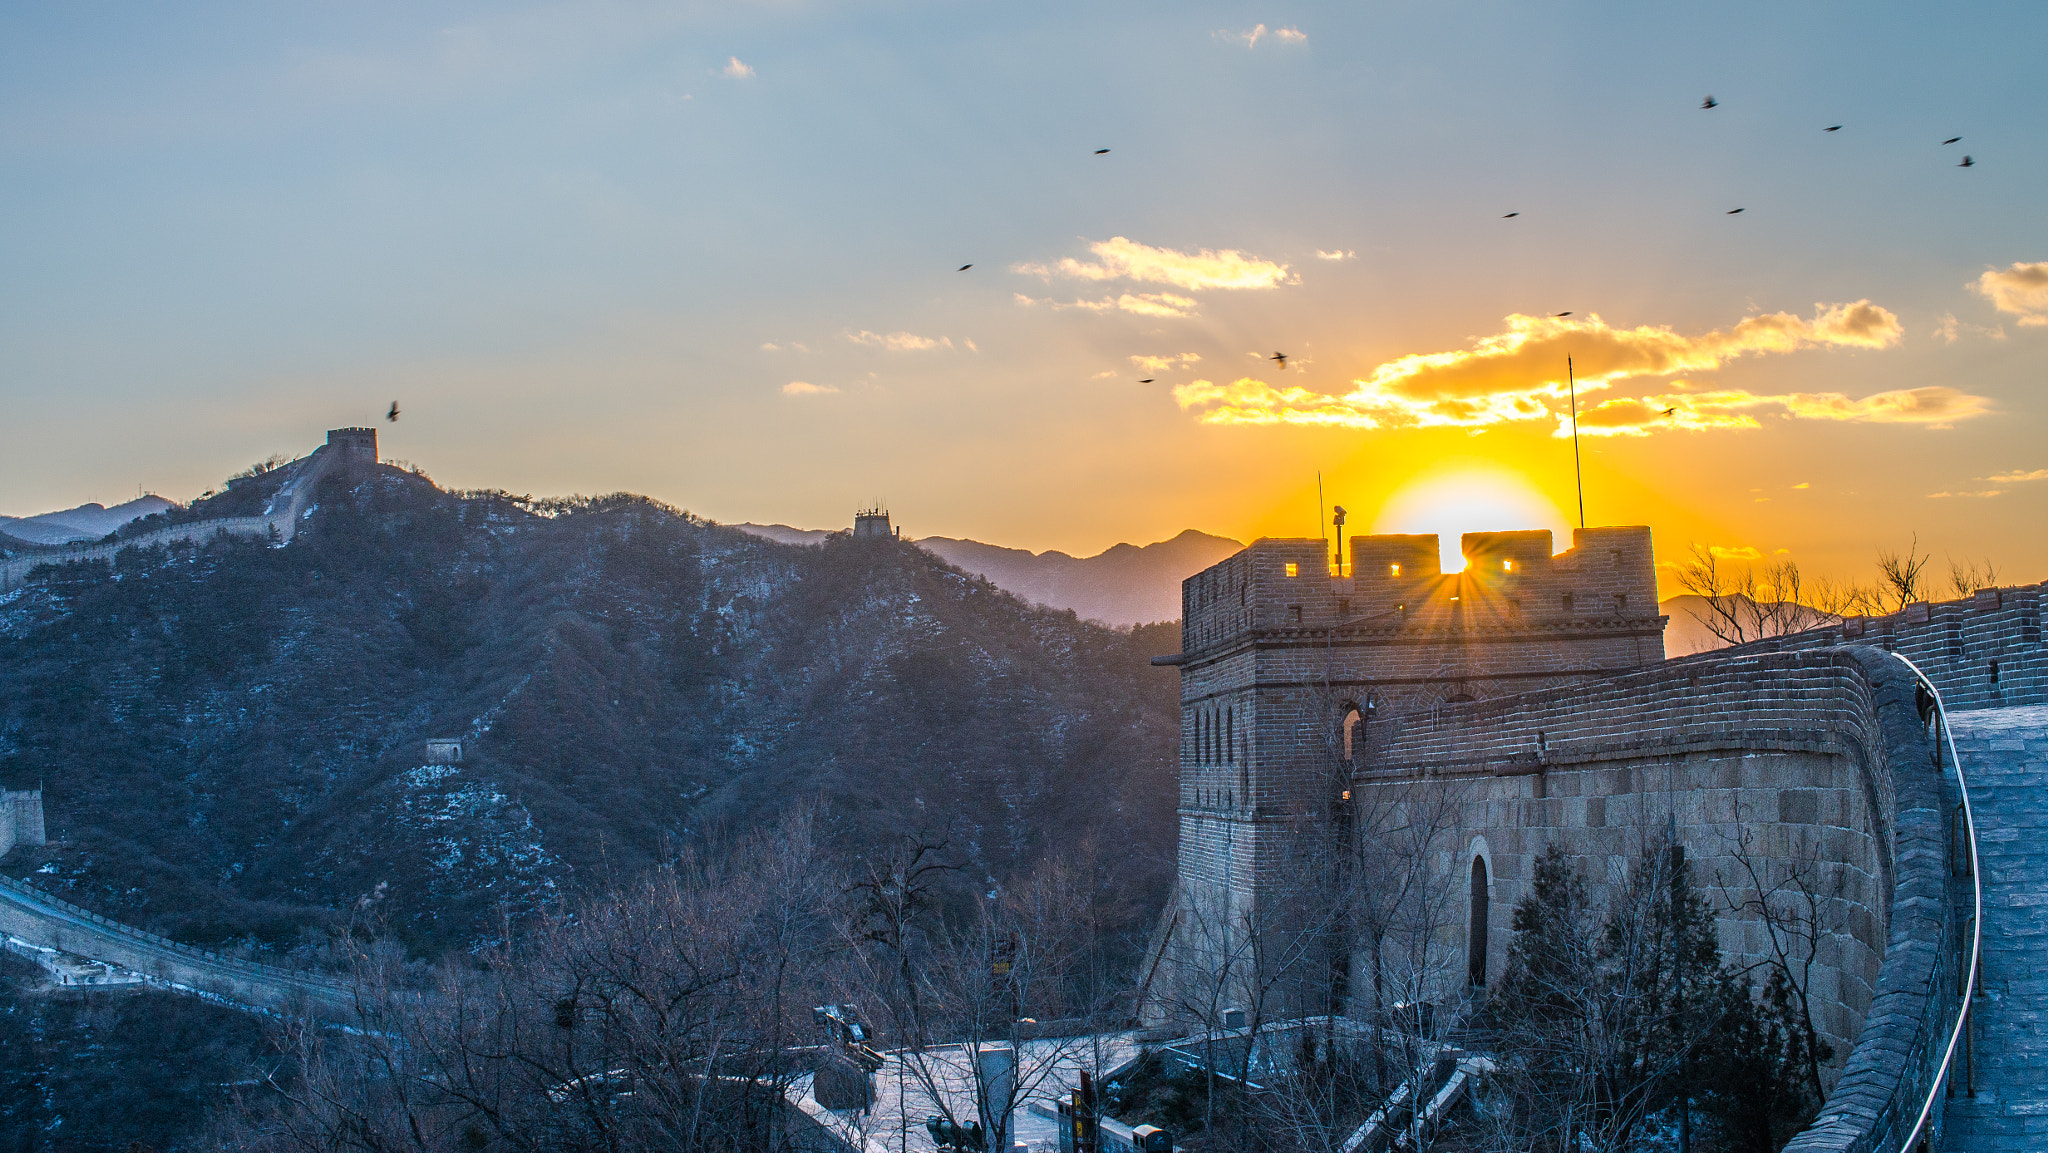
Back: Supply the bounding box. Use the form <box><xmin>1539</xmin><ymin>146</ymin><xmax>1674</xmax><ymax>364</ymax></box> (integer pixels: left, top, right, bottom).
<box><xmin>1568</xmin><ymin>357</ymin><xmax>1585</xmax><ymax>529</ymax></box>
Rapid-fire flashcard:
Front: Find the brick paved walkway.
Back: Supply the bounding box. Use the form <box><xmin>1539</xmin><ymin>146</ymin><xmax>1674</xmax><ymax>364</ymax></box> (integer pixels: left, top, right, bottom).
<box><xmin>1943</xmin><ymin>704</ymin><xmax>2048</xmax><ymax>1150</ymax></box>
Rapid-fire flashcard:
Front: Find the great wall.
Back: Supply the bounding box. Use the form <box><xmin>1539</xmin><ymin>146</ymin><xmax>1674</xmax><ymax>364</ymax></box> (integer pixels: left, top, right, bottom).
<box><xmin>2</xmin><ymin>431</ymin><xmax>2043</xmax><ymax>1147</ymax></box>
<box><xmin>1148</xmin><ymin>528</ymin><xmax>2046</xmax><ymax>1152</ymax></box>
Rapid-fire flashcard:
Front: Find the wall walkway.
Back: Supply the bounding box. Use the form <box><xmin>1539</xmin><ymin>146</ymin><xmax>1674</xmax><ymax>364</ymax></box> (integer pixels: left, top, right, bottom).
<box><xmin>1941</xmin><ymin>704</ymin><xmax>2048</xmax><ymax>1151</ymax></box>
<box><xmin>0</xmin><ymin>873</ymin><xmax>355</xmax><ymax>1018</ymax></box>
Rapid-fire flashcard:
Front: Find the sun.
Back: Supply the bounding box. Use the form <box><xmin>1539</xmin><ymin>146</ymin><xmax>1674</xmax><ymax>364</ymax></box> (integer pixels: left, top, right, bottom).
<box><xmin>1372</xmin><ymin>467</ymin><xmax>1570</xmax><ymax>572</ymax></box>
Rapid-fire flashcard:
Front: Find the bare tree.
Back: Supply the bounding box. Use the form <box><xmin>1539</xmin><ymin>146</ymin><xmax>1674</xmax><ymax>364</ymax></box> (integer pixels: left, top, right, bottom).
<box><xmin>1948</xmin><ymin>554</ymin><xmax>2000</xmax><ymax>599</ymax></box>
<box><xmin>1714</xmin><ymin>818</ymin><xmax>1841</xmax><ymax>1104</ymax></box>
<box><xmin>1874</xmin><ymin>533</ymin><xmax>1932</xmax><ymax>612</ymax></box>
<box><xmin>220</xmin><ymin>814</ymin><xmax>839</xmax><ymax>1153</ymax></box>
<box><xmin>841</xmin><ymin>837</ymin><xmax>1130</xmax><ymax>1153</ymax></box>
<box><xmin>1673</xmin><ymin>546</ymin><xmax>1847</xmax><ymax>647</ymax></box>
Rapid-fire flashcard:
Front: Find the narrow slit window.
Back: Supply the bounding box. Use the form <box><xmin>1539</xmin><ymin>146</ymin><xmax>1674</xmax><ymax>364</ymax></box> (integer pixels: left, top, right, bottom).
<box><xmin>1285</xmin><ymin>562</ymin><xmax>1300</xmax><ymax>578</ymax></box>
<box><xmin>1389</xmin><ymin>563</ymin><xmax>1401</xmax><ymax>578</ymax></box>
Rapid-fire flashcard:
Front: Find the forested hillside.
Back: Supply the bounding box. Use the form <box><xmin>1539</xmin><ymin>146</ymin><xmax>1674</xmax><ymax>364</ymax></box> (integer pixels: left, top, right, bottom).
<box><xmin>0</xmin><ymin>463</ymin><xmax>1180</xmax><ymax>956</ymax></box>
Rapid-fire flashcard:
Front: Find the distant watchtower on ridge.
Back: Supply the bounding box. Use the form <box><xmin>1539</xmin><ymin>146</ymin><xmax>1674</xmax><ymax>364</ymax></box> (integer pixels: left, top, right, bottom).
<box><xmin>852</xmin><ymin>506</ymin><xmax>899</xmax><ymax>540</ymax></box>
<box><xmin>326</xmin><ymin>427</ymin><xmax>378</xmax><ymax>464</ymax></box>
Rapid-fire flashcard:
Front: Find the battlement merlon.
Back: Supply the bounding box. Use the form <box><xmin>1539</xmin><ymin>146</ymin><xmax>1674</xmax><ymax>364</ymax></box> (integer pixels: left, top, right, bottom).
<box><xmin>1176</xmin><ymin>526</ymin><xmax>1663</xmax><ymax>658</ymax></box>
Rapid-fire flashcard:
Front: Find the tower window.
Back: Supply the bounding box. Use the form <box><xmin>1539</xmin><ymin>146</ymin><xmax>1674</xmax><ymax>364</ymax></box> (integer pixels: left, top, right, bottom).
<box><xmin>1389</xmin><ymin>563</ymin><xmax>1401</xmax><ymax>578</ymax></box>
<box><xmin>1614</xmin><ymin>593</ymin><xmax>1627</xmax><ymax>612</ymax></box>
<box><xmin>1502</xmin><ymin>559</ymin><xmax>1514</xmax><ymax>572</ymax></box>
<box><xmin>1285</xmin><ymin>562</ymin><xmax>1299</xmax><ymax>578</ymax></box>
<box><xmin>1562</xmin><ymin>593</ymin><xmax>1574</xmax><ymax>612</ymax></box>
<box><xmin>1289</xmin><ymin>605</ymin><xmax>1303</xmax><ymax>624</ymax></box>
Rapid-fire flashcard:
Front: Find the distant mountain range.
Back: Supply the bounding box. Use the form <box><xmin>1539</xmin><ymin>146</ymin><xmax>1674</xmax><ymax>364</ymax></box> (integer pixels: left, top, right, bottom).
<box><xmin>0</xmin><ymin>495</ymin><xmax>176</xmax><ymax>545</ymax></box>
<box><xmin>733</xmin><ymin>524</ymin><xmax>1243</xmax><ymax>627</ymax></box>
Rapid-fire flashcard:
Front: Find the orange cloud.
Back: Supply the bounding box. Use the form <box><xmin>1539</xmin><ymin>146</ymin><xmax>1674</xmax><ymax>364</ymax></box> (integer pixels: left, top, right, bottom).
<box><xmin>781</xmin><ymin>381</ymin><xmax>837</xmax><ymax>396</ymax></box>
<box><xmin>1987</xmin><ymin>467</ymin><xmax>2048</xmax><ymax>483</ymax></box>
<box><xmin>1172</xmin><ymin>303</ymin><xmax>1950</xmax><ymax>433</ymax></box>
<box><xmin>1971</xmin><ymin>261</ymin><xmax>2048</xmax><ymax>326</ymax></box>
<box><xmin>1018</xmin><ymin>292</ymin><xmax>1201</xmax><ymax>318</ymax></box>
<box><xmin>1015</xmin><ymin>236</ymin><xmax>1296</xmax><ymax>292</ymax></box>
<box><xmin>845</xmin><ymin>329</ymin><xmax>950</xmax><ymax>351</ymax></box>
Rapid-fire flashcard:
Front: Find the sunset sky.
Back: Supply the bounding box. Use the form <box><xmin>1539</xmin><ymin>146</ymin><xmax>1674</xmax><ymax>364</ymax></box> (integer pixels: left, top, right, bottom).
<box><xmin>4</xmin><ymin>2</ymin><xmax>2044</xmax><ymax>595</ymax></box>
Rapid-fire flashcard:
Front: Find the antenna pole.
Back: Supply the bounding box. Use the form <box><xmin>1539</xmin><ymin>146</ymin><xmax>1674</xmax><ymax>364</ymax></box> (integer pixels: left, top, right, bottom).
<box><xmin>1568</xmin><ymin>356</ymin><xmax>1585</xmax><ymax>529</ymax></box>
<box><xmin>1317</xmin><ymin>473</ymin><xmax>1329</xmax><ymax>570</ymax></box>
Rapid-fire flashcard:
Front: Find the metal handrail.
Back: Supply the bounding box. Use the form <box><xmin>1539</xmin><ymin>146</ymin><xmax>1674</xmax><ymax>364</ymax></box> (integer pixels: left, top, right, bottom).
<box><xmin>1892</xmin><ymin>652</ymin><xmax>1982</xmax><ymax>1153</ymax></box>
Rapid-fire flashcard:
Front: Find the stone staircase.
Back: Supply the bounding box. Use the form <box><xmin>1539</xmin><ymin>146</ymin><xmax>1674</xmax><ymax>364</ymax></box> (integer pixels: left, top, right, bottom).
<box><xmin>1943</xmin><ymin>704</ymin><xmax>2048</xmax><ymax>1150</ymax></box>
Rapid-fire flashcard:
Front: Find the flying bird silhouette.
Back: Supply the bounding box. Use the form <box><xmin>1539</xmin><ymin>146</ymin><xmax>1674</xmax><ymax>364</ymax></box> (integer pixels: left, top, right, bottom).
<box><xmin>1503</xmin><ymin>212</ymin><xmax>1520</xmax><ymax>218</ymax></box>
<box><xmin>1824</xmin><ymin>125</ymin><xmax>1842</xmax><ymax>132</ymax></box>
<box><xmin>1094</xmin><ymin>149</ymin><xmax>1110</xmax><ymax>155</ymax></box>
<box><xmin>1943</xmin><ymin>137</ymin><xmax>1962</xmax><ymax>145</ymax></box>
<box><xmin>1959</xmin><ymin>155</ymin><xmax>1975</xmax><ymax>167</ymax></box>
<box><xmin>1554</xmin><ymin>312</ymin><xmax>1571</xmax><ymax>317</ymax></box>
<box><xmin>1270</xmin><ymin>352</ymin><xmax>1289</xmax><ymax>369</ymax></box>
<box><xmin>1661</xmin><ymin>407</ymin><xmax>1677</xmax><ymax>417</ymax></box>
<box><xmin>957</xmin><ymin>264</ymin><xmax>972</xmax><ymax>271</ymax></box>
<box><xmin>1701</xmin><ymin>95</ymin><xmax>1717</xmax><ymax>109</ymax></box>
<box><xmin>1727</xmin><ymin>208</ymin><xmax>1745</xmax><ymax>214</ymax></box>
<box><xmin>386</xmin><ymin>401</ymin><xmax>399</xmax><ymax>422</ymax></box>
<box><xmin>1138</xmin><ymin>378</ymin><xmax>1155</xmax><ymax>384</ymax></box>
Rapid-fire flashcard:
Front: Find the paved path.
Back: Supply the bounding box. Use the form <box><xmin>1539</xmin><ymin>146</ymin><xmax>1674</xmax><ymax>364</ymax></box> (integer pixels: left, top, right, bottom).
<box><xmin>1944</xmin><ymin>704</ymin><xmax>2048</xmax><ymax>1150</ymax></box>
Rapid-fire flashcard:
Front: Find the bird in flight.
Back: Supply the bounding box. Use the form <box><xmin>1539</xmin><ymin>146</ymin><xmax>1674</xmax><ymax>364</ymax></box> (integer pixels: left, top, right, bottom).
<box><xmin>1959</xmin><ymin>155</ymin><xmax>1975</xmax><ymax>167</ymax></box>
<box><xmin>1554</xmin><ymin>312</ymin><xmax>1572</xmax><ymax>318</ymax></box>
<box><xmin>1727</xmin><ymin>208</ymin><xmax>1745</xmax><ymax>214</ymax></box>
<box><xmin>1661</xmin><ymin>407</ymin><xmax>1678</xmax><ymax>418</ymax></box>
<box><xmin>1094</xmin><ymin>148</ymin><xmax>1110</xmax><ymax>155</ymax></box>
<box><xmin>1138</xmin><ymin>378</ymin><xmax>1155</xmax><ymax>384</ymax></box>
<box><xmin>1943</xmin><ymin>137</ymin><xmax>1962</xmax><ymax>145</ymax></box>
<box><xmin>1270</xmin><ymin>352</ymin><xmax>1289</xmax><ymax>369</ymax></box>
<box><xmin>1701</xmin><ymin>95</ymin><xmax>1717</xmax><ymax>109</ymax></box>
<box><xmin>958</xmin><ymin>264</ymin><xmax>972</xmax><ymax>271</ymax></box>
<box><xmin>387</xmin><ymin>401</ymin><xmax>400</xmax><ymax>422</ymax></box>
<box><xmin>1503</xmin><ymin>212</ymin><xmax>1519</xmax><ymax>218</ymax></box>
<box><xmin>1825</xmin><ymin>125</ymin><xmax>1842</xmax><ymax>132</ymax></box>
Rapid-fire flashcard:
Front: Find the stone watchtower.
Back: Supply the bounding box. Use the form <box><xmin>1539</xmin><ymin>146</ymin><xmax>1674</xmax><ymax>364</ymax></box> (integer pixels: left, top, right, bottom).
<box><xmin>1145</xmin><ymin>526</ymin><xmax>1665</xmax><ymax>1023</ymax></box>
<box><xmin>326</xmin><ymin>427</ymin><xmax>378</xmax><ymax>464</ymax></box>
<box><xmin>852</xmin><ymin>507</ymin><xmax>899</xmax><ymax>540</ymax></box>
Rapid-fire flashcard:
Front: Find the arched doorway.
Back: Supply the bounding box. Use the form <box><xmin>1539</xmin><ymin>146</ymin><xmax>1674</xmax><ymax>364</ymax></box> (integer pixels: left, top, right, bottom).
<box><xmin>1468</xmin><ymin>856</ymin><xmax>1489</xmax><ymax>988</ymax></box>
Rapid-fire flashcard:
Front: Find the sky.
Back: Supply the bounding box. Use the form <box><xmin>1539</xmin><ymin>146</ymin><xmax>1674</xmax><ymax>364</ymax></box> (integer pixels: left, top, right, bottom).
<box><xmin>2</xmin><ymin>1</ymin><xmax>2044</xmax><ymax>595</ymax></box>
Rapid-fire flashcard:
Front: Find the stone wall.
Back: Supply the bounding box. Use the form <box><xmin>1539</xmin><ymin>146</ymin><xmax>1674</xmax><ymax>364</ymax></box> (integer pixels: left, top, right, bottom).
<box><xmin>1357</xmin><ymin>646</ymin><xmax>1937</xmax><ymax>1078</ymax></box>
<box><xmin>1723</xmin><ymin>581</ymin><xmax>2046</xmax><ymax>711</ymax></box>
<box><xmin>0</xmin><ymin>873</ymin><xmax>354</xmax><ymax>1019</ymax></box>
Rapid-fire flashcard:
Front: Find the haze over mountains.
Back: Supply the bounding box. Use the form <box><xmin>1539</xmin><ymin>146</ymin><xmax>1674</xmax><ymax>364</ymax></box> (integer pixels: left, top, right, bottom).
<box><xmin>0</xmin><ymin>495</ymin><xmax>174</xmax><ymax>545</ymax></box>
<box><xmin>736</xmin><ymin>523</ymin><xmax>1243</xmax><ymax>627</ymax></box>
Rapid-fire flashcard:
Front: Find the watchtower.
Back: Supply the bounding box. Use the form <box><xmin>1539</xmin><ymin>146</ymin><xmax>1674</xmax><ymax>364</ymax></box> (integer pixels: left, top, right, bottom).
<box><xmin>1148</xmin><ymin>526</ymin><xmax>1664</xmax><ymax>1023</ymax></box>
<box><xmin>852</xmin><ymin>507</ymin><xmax>898</xmax><ymax>540</ymax></box>
<box><xmin>326</xmin><ymin>427</ymin><xmax>378</xmax><ymax>464</ymax></box>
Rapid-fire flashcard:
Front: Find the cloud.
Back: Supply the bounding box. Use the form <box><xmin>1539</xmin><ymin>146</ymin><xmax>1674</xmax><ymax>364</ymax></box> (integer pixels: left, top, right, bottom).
<box><xmin>1934</xmin><ymin>312</ymin><xmax>2006</xmax><ymax>343</ymax></box>
<box><xmin>845</xmin><ymin>329</ymin><xmax>950</xmax><ymax>351</ymax></box>
<box><xmin>1986</xmin><ymin>468</ymin><xmax>2048</xmax><ymax>483</ymax></box>
<box><xmin>1971</xmin><ymin>261</ymin><xmax>2048</xmax><ymax>326</ymax></box>
<box><xmin>1315</xmin><ymin>249</ymin><xmax>1355</xmax><ymax>261</ymax></box>
<box><xmin>1015</xmin><ymin>236</ymin><xmax>1296</xmax><ymax>291</ymax></box>
<box><xmin>782</xmin><ymin>381</ymin><xmax>836</xmax><ymax>396</ymax></box>
<box><xmin>1928</xmin><ymin>489</ymin><xmax>2005</xmax><ymax>499</ymax></box>
<box><xmin>1217</xmin><ymin>23</ymin><xmax>1307</xmax><ymax>47</ymax></box>
<box><xmin>1171</xmin><ymin>303</ymin><xmax>1943</xmax><ymax>433</ymax></box>
<box><xmin>1708</xmin><ymin>545</ymin><xmax>1764</xmax><ymax>561</ymax></box>
<box><xmin>721</xmin><ymin>56</ymin><xmax>755</xmax><ymax>78</ymax></box>
<box><xmin>1020</xmin><ymin>292</ymin><xmax>1201</xmax><ymax>318</ymax></box>
<box><xmin>1130</xmin><ymin>353</ymin><xmax>1203</xmax><ymax>373</ymax></box>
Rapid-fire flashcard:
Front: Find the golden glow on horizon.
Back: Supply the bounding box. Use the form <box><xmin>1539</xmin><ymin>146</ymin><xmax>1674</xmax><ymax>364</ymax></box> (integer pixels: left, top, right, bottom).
<box><xmin>1372</xmin><ymin>467</ymin><xmax>1570</xmax><ymax>573</ymax></box>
